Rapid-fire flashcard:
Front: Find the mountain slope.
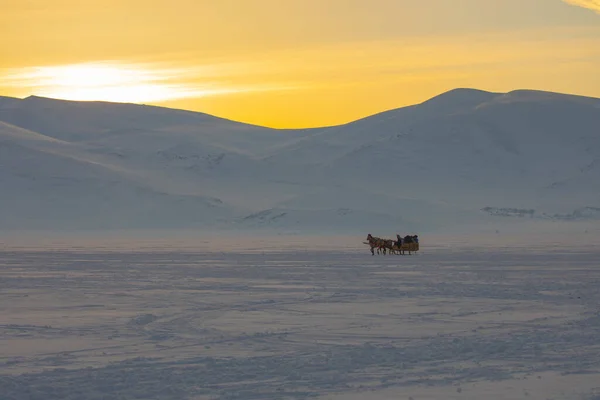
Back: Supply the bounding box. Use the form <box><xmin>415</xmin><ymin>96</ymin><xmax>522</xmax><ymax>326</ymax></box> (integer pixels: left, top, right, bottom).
<box><xmin>332</xmin><ymin>90</ymin><xmax>599</xmax><ymax>207</ymax></box>
<box><xmin>259</xmin><ymin>89</ymin><xmax>600</xmax><ymax>212</ymax></box>
<box><xmin>0</xmin><ymin>121</ymin><xmax>233</xmax><ymax>230</ymax></box>
<box><xmin>0</xmin><ymin>95</ymin><xmax>303</xmax><ymax>155</ymax></box>
<box><xmin>0</xmin><ymin>89</ymin><xmax>598</xmax><ymax>232</ymax></box>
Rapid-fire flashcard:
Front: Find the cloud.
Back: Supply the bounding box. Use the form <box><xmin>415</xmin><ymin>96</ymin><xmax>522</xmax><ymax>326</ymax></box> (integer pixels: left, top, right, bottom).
<box><xmin>0</xmin><ymin>61</ymin><xmax>294</xmax><ymax>103</ymax></box>
<box><xmin>562</xmin><ymin>0</ymin><xmax>600</xmax><ymax>14</ymax></box>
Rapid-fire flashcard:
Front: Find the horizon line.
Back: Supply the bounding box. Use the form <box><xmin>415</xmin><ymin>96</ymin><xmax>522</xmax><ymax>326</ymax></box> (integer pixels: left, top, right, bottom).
<box><xmin>1</xmin><ymin>86</ymin><xmax>598</xmax><ymax>130</ymax></box>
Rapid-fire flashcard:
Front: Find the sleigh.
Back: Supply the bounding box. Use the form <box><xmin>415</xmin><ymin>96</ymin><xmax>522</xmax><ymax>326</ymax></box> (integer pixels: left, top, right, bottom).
<box><xmin>363</xmin><ymin>238</ymin><xmax>419</xmax><ymax>255</ymax></box>
<box><xmin>395</xmin><ymin>242</ymin><xmax>419</xmax><ymax>252</ymax></box>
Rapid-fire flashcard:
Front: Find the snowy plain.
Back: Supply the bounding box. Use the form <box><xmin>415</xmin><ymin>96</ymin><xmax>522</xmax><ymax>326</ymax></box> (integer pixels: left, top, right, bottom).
<box><xmin>1</xmin><ymin>233</ymin><xmax>600</xmax><ymax>400</ymax></box>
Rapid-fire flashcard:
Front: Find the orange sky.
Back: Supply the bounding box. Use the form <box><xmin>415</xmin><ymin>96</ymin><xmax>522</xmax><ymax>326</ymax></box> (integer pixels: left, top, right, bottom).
<box><xmin>1</xmin><ymin>0</ymin><xmax>599</xmax><ymax>128</ymax></box>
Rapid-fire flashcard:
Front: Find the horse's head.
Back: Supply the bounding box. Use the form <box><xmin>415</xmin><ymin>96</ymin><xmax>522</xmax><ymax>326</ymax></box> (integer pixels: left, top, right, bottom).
<box><xmin>367</xmin><ymin>233</ymin><xmax>372</xmax><ymax>239</ymax></box>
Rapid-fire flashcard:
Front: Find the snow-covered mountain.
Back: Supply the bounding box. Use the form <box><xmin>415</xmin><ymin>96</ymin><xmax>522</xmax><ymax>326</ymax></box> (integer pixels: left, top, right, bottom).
<box><xmin>1</xmin><ymin>89</ymin><xmax>598</xmax><ymax>232</ymax></box>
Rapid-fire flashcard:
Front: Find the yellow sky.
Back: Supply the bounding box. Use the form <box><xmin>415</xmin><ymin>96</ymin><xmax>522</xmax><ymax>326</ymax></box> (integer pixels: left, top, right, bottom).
<box><xmin>1</xmin><ymin>0</ymin><xmax>600</xmax><ymax>128</ymax></box>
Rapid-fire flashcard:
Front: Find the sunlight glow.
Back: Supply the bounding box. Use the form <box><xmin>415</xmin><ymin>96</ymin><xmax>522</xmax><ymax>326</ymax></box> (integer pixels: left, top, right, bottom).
<box><xmin>3</xmin><ymin>62</ymin><xmax>257</xmax><ymax>103</ymax></box>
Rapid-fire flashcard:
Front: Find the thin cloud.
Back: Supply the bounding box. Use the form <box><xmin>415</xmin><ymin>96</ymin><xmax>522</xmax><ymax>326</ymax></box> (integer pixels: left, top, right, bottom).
<box><xmin>0</xmin><ymin>61</ymin><xmax>294</xmax><ymax>103</ymax></box>
<box><xmin>562</xmin><ymin>0</ymin><xmax>600</xmax><ymax>14</ymax></box>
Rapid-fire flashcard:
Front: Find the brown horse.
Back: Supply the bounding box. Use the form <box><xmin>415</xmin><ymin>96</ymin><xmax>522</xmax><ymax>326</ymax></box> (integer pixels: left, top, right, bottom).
<box><xmin>366</xmin><ymin>234</ymin><xmax>386</xmax><ymax>255</ymax></box>
<box><xmin>382</xmin><ymin>239</ymin><xmax>396</xmax><ymax>255</ymax></box>
<box><xmin>367</xmin><ymin>235</ymin><xmax>403</xmax><ymax>255</ymax></box>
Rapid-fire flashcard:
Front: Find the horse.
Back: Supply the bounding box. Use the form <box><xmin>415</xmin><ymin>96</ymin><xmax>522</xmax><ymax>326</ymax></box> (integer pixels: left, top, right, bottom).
<box><xmin>382</xmin><ymin>239</ymin><xmax>397</xmax><ymax>255</ymax></box>
<box><xmin>366</xmin><ymin>234</ymin><xmax>387</xmax><ymax>255</ymax></box>
<box><xmin>367</xmin><ymin>235</ymin><xmax>403</xmax><ymax>255</ymax></box>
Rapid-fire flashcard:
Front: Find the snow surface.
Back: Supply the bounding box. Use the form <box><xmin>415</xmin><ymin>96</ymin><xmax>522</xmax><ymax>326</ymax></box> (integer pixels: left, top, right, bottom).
<box><xmin>2</xmin><ymin>89</ymin><xmax>599</xmax><ymax>400</ymax></box>
<box><xmin>1</xmin><ymin>236</ymin><xmax>599</xmax><ymax>399</ymax></box>
<box><xmin>0</xmin><ymin>88</ymin><xmax>598</xmax><ymax>233</ymax></box>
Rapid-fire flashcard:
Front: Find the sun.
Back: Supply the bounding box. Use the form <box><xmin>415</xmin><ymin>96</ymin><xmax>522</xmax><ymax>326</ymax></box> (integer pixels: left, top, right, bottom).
<box><xmin>5</xmin><ymin>61</ymin><xmax>237</xmax><ymax>104</ymax></box>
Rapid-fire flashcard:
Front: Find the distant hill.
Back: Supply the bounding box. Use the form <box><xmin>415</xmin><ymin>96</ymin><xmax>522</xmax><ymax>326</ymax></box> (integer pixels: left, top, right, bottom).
<box><xmin>1</xmin><ymin>89</ymin><xmax>598</xmax><ymax>232</ymax></box>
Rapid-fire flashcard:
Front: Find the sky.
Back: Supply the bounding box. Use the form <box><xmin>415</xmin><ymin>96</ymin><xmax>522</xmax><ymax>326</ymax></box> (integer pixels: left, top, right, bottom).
<box><xmin>1</xmin><ymin>0</ymin><xmax>599</xmax><ymax>128</ymax></box>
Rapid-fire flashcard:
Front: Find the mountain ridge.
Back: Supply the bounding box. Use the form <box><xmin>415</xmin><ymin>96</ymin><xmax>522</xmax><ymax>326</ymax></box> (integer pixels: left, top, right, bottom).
<box><xmin>1</xmin><ymin>88</ymin><xmax>598</xmax><ymax>232</ymax></box>
<box><xmin>2</xmin><ymin>87</ymin><xmax>598</xmax><ymax>131</ymax></box>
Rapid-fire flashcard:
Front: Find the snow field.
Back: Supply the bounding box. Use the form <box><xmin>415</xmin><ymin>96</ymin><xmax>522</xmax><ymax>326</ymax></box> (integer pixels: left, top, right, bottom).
<box><xmin>1</xmin><ymin>237</ymin><xmax>599</xmax><ymax>399</ymax></box>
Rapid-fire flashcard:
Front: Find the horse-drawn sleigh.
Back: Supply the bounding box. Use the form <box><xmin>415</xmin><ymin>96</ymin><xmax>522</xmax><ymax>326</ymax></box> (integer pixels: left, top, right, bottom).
<box><xmin>364</xmin><ymin>233</ymin><xmax>419</xmax><ymax>255</ymax></box>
